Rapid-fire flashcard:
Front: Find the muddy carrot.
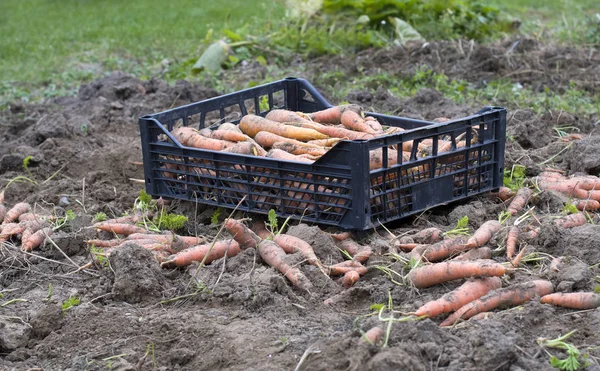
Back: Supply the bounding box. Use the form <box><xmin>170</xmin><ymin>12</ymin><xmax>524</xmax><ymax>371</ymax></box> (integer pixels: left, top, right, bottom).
<box><xmin>554</xmin><ymin>212</ymin><xmax>587</xmax><ymax>228</ymax></box>
<box><xmin>408</xmin><ymin>259</ymin><xmax>507</xmax><ymax>288</ymax></box>
<box><xmin>412</xmin><ymin>237</ymin><xmax>469</xmax><ymax>262</ymax></box>
<box><xmin>94</xmin><ymin>223</ymin><xmax>149</xmax><ymax>235</ymax></box>
<box><xmin>414</xmin><ymin>277</ymin><xmax>502</xmax><ymax>318</ymax></box>
<box><xmin>161</xmin><ymin>239</ymin><xmax>241</xmax><ymax>267</ymax></box>
<box><xmin>308</xmin><ymin>105</ymin><xmax>347</xmax><ymax>124</ymax></box>
<box><xmin>469</xmin><ymin>312</ymin><xmax>493</xmax><ymax>320</ymax></box>
<box><xmin>540</xmin><ymin>292</ymin><xmax>600</xmax><ymax>309</ymax></box>
<box><xmin>510</xmin><ymin>246</ymin><xmax>528</xmax><ymax>267</ymax></box>
<box><xmin>272</xmin><ymin>234</ymin><xmax>326</xmax><ymax>273</ymax></box>
<box><xmin>265</xmin><ymin>109</ymin><xmax>313</xmax><ymax>124</ymax></box>
<box><xmin>172</xmin><ymin>127</ymin><xmax>235</xmax><ymax>150</ymax></box>
<box><xmin>330</xmin><ymin>231</ymin><xmax>352</xmax><ymax>241</ymax></box>
<box><xmin>2</xmin><ymin>202</ymin><xmax>30</xmax><ymax>224</ymax></box>
<box><xmin>341</xmin><ymin>270</ymin><xmax>360</xmax><ymax>288</ymax></box>
<box><xmin>257</xmin><ymin>239</ymin><xmax>313</xmax><ymax>292</ymax></box>
<box><xmin>489</xmin><ymin>187</ymin><xmax>515</xmax><ymax>201</ymax></box>
<box><xmin>327</xmin><ymin>260</ymin><xmax>369</xmax><ymax>276</ymax></box>
<box><xmin>573</xmin><ymin>188</ymin><xmax>600</xmax><ymax>202</ymax></box>
<box><xmin>505</xmin><ymin>226</ymin><xmax>519</xmax><ymax>260</ymax></box>
<box><xmin>507</xmin><ymin>188</ymin><xmax>532</xmax><ymax>215</ymax></box>
<box><xmin>86</xmin><ymin>239</ymin><xmax>124</xmax><ymax>248</ymax></box>
<box><xmin>341</xmin><ymin>105</ymin><xmax>379</xmax><ymax>134</ymax></box>
<box><xmin>521</xmin><ymin>226</ymin><xmax>541</xmax><ymax>240</ymax></box>
<box><xmin>575</xmin><ymin>199</ymin><xmax>600</xmax><ymax>211</ymax></box>
<box><xmin>411</xmin><ymin>227</ymin><xmax>443</xmax><ymax>244</ymax></box>
<box><xmin>440</xmin><ymin>280</ymin><xmax>554</xmax><ymax>327</ymax></box>
<box><xmin>272</xmin><ymin>142</ymin><xmax>328</xmax><ymax>157</ymax></box>
<box><xmin>127</xmin><ymin>233</ymin><xmax>205</xmax><ymax>248</ymax></box>
<box><xmin>0</xmin><ymin>223</ymin><xmax>25</xmax><ymax>242</ymax></box>
<box><xmin>224</xmin><ymin>218</ymin><xmax>261</xmax><ymax>249</ymax></box>
<box><xmin>360</xmin><ymin>326</ymin><xmax>385</xmax><ymax>345</ymax></box>
<box><xmin>466</xmin><ymin>220</ymin><xmax>502</xmax><ymax>249</ymax></box>
<box><xmin>451</xmin><ymin>247</ymin><xmax>493</xmax><ymax>261</ymax></box>
<box><xmin>266</xmin><ymin>149</ymin><xmax>314</xmax><ymax>164</ymax></box>
<box><xmin>337</xmin><ymin>239</ymin><xmax>371</xmax><ymax>262</ymax></box>
<box><xmin>21</xmin><ymin>227</ymin><xmax>52</xmax><ymax>251</ymax></box>
<box><xmin>239</xmin><ymin>115</ymin><xmax>328</xmax><ymax>141</ymax></box>
<box><xmin>221</xmin><ymin>141</ymin><xmax>263</xmax><ymax>155</ymax></box>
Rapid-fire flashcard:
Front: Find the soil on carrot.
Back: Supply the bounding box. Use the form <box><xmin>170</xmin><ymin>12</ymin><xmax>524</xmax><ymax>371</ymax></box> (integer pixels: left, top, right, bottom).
<box><xmin>1</xmin><ymin>41</ymin><xmax>600</xmax><ymax>371</ymax></box>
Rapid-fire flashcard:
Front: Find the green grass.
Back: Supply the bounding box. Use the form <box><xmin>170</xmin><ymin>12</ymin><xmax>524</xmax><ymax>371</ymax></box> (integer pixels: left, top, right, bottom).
<box><xmin>0</xmin><ymin>0</ymin><xmax>284</xmax><ymax>84</ymax></box>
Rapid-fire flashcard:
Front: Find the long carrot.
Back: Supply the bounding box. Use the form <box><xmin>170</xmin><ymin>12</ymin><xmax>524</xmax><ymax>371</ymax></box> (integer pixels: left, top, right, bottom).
<box><xmin>265</xmin><ymin>109</ymin><xmax>313</xmax><ymax>124</ymax></box>
<box><xmin>408</xmin><ymin>259</ymin><xmax>507</xmax><ymax>288</ymax></box>
<box><xmin>505</xmin><ymin>226</ymin><xmax>519</xmax><ymax>260</ymax></box>
<box><xmin>341</xmin><ymin>270</ymin><xmax>360</xmax><ymax>288</ymax></box>
<box><xmin>341</xmin><ymin>106</ymin><xmax>378</xmax><ymax>134</ymax></box>
<box><xmin>257</xmin><ymin>239</ymin><xmax>313</xmax><ymax>292</ymax></box>
<box><xmin>172</xmin><ymin>127</ymin><xmax>235</xmax><ymax>151</ymax></box>
<box><xmin>451</xmin><ymin>247</ymin><xmax>493</xmax><ymax>261</ymax></box>
<box><xmin>414</xmin><ymin>277</ymin><xmax>502</xmax><ymax>318</ymax></box>
<box><xmin>224</xmin><ymin>218</ymin><xmax>261</xmax><ymax>249</ymax></box>
<box><xmin>266</xmin><ymin>149</ymin><xmax>314</xmax><ymax>164</ymax></box>
<box><xmin>308</xmin><ymin>138</ymin><xmax>345</xmax><ymax>147</ymax></box>
<box><xmin>254</xmin><ymin>131</ymin><xmax>320</xmax><ymax>149</ymax></box>
<box><xmin>575</xmin><ymin>199</ymin><xmax>600</xmax><ymax>211</ymax></box>
<box><xmin>21</xmin><ymin>227</ymin><xmax>52</xmax><ymax>251</ymax></box>
<box><xmin>540</xmin><ymin>292</ymin><xmax>600</xmax><ymax>309</ymax></box>
<box><xmin>239</xmin><ymin>115</ymin><xmax>328</xmax><ymax>141</ymax></box>
<box><xmin>161</xmin><ymin>239</ymin><xmax>241</xmax><ymax>267</ymax></box>
<box><xmin>507</xmin><ymin>188</ymin><xmax>532</xmax><ymax>215</ymax></box>
<box><xmin>271</xmin><ymin>234</ymin><xmax>326</xmax><ymax>273</ymax></box>
<box><xmin>289</xmin><ymin>121</ymin><xmax>374</xmax><ymax>140</ymax></box>
<box><xmin>554</xmin><ymin>212</ymin><xmax>587</xmax><ymax>228</ymax></box>
<box><xmin>86</xmin><ymin>239</ymin><xmax>124</xmax><ymax>248</ymax></box>
<box><xmin>308</xmin><ymin>105</ymin><xmax>347</xmax><ymax>124</ymax></box>
<box><xmin>2</xmin><ymin>202</ymin><xmax>30</xmax><ymax>224</ymax></box>
<box><xmin>466</xmin><ymin>220</ymin><xmax>502</xmax><ymax>249</ymax></box>
<box><xmin>411</xmin><ymin>237</ymin><xmax>468</xmax><ymax>262</ymax></box>
<box><xmin>327</xmin><ymin>260</ymin><xmax>368</xmax><ymax>276</ymax></box>
<box><xmin>94</xmin><ymin>223</ymin><xmax>149</xmax><ymax>236</ymax></box>
<box><xmin>0</xmin><ymin>223</ymin><xmax>25</xmax><ymax>242</ymax></box>
<box><xmin>510</xmin><ymin>246</ymin><xmax>528</xmax><ymax>267</ymax></box>
<box><xmin>439</xmin><ymin>280</ymin><xmax>554</xmax><ymax>327</ymax></box>
<box><xmin>272</xmin><ymin>142</ymin><xmax>327</xmax><ymax>157</ymax></box>
<box><xmin>199</xmin><ymin>128</ymin><xmax>251</xmax><ymax>143</ymax></box>
<box><xmin>127</xmin><ymin>233</ymin><xmax>205</xmax><ymax>248</ymax></box>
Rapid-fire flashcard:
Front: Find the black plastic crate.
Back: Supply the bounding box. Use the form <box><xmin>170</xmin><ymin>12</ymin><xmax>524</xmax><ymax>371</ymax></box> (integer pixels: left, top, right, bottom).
<box><xmin>139</xmin><ymin>77</ymin><xmax>506</xmax><ymax>231</ymax></box>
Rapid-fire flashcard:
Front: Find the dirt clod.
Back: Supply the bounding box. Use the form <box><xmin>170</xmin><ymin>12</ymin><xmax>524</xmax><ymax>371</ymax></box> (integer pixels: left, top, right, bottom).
<box><xmin>0</xmin><ymin>318</ymin><xmax>32</xmax><ymax>352</ymax></box>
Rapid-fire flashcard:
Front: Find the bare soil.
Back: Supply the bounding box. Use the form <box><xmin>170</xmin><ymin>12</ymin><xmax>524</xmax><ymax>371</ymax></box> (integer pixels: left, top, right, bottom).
<box><xmin>1</xmin><ymin>40</ymin><xmax>600</xmax><ymax>371</ymax></box>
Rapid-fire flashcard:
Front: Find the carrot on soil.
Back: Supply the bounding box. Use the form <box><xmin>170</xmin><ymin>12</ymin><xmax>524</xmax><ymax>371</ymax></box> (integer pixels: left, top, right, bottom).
<box><xmin>451</xmin><ymin>247</ymin><xmax>493</xmax><ymax>261</ymax></box>
<box><xmin>0</xmin><ymin>204</ymin><xmax>6</xmax><ymax>224</ymax></box>
<box><xmin>489</xmin><ymin>187</ymin><xmax>515</xmax><ymax>201</ymax></box>
<box><xmin>330</xmin><ymin>231</ymin><xmax>352</xmax><ymax>241</ymax></box>
<box><xmin>466</xmin><ymin>220</ymin><xmax>502</xmax><ymax>249</ymax></box>
<box><xmin>439</xmin><ymin>280</ymin><xmax>554</xmax><ymax>327</ymax></box>
<box><xmin>21</xmin><ymin>227</ymin><xmax>52</xmax><ymax>251</ymax></box>
<box><xmin>507</xmin><ymin>188</ymin><xmax>532</xmax><ymax>215</ymax></box>
<box><xmin>408</xmin><ymin>259</ymin><xmax>507</xmax><ymax>288</ymax></box>
<box><xmin>505</xmin><ymin>226</ymin><xmax>519</xmax><ymax>260</ymax></box>
<box><xmin>360</xmin><ymin>326</ymin><xmax>385</xmax><ymax>345</ymax></box>
<box><xmin>272</xmin><ymin>234</ymin><xmax>325</xmax><ymax>272</ymax></box>
<box><xmin>0</xmin><ymin>223</ymin><xmax>26</xmax><ymax>242</ymax></box>
<box><xmin>540</xmin><ymin>292</ymin><xmax>600</xmax><ymax>309</ymax></box>
<box><xmin>93</xmin><ymin>223</ymin><xmax>149</xmax><ymax>236</ymax></box>
<box><xmin>575</xmin><ymin>199</ymin><xmax>600</xmax><ymax>211</ymax></box>
<box><xmin>554</xmin><ymin>212</ymin><xmax>587</xmax><ymax>228</ymax></box>
<box><xmin>2</xmin><ymin>202</ymin><xmax>30</xmax><ymax>224</ymax></box>
<box><xmin>257</xmin><ymin>239</ymin><xmax>313</xmax><ymax>292</ymax></box>
<box><xmin>341</xmin><ymin>270</ymin><xmax>360</xmax><ymax>288</ymax></box>
<box><xmin>413</xmin><ymin>277</ymin><xmax>502</xmax><ymax>318</ymax></box>
<box><xmin>510</xmin><ymin>246</ymin><xmax>528</xmax><ymax>267</ymax></box>
<box><xmin>327</xmin><ymin>260</ymin><xmax>369</xmax><ymax>276</ymax></box>
<box><xmin>161</xmin><ymin>239</ymin><xmax>241</xmax><ymax>267</ymax></box>
<box><xmin>86</xmin><ymin>239</ymin><xmax>124</xmax><ymax>248</ymax></box>
<box><xmin>411</xmin><ymin>227</ymin><xmax>443</xmax><ymax>244</ymax></box>
<box><xmin>224</xmin><ymin>218</ymin><xmax>261</xmax><ymax>249</ymax></box>
<box><xmin>412</xmin><ymin>237</ymin><xmax>469</xmax><ymax>262</ymax></box>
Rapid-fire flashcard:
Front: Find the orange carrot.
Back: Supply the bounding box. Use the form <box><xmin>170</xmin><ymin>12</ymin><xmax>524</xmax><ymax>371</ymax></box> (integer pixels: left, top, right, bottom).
<box><xmin>341</xmin><ymin>270</ymin><xmax>360</xmax><ymax>288</ymax></box>
<box><xmin>573</xmin><ymin>188</ymin><xmax>600</xmax><ymax>202</ymax></box>
<box><xmin>330</xmin><ymin>231</ymin><xmax>352</xmax><ymax>241</ymax></box>
<box><xmin>575</xmin><ymin>199</ymin><xmax>600</xmax><ymax>211</ymax></box>
<box><xmin>93</xmin><ymin>214</ymin><xmax>144</xmax><ymax>227</ymax></box>
<box><xmin>341</xmin><ymin>105</ymin><xmax>378</xmax><ymax>134</ymax></box>
<box><xmin>309</xmin><ymin>105</ymin><xmax>347</xmax><ymax>124</ymax></box>
<box><xmin>360</xmin><ymin>326</ymin><xmax>385</xmax><ymax>345</ymax></box>
<box><xmin>336</xmin><ymin>239</ymin><xmax>368</xmax><ymax>260</ymax></box>
<box><xmin>265</xmin><ymin>109</ymin><xmax>313</xmax><ymax>124</ymax></box>
<box><xmin>257</xmin><ymin>239</ymin><xmax>313</xmax><ymax>292</ymax></box>
<box><xmin>439</xmin><ymin>280</ymin><xmax>554</xmax><ymax>327</ymax></box>
<box><xmin>507</xmin><ymin>188</ymin><xmax>532</xmax><ymax>215</ymax></box>
<box><xmin>224</xmin><ymin>218</ymin><xmax>261</xmax><ymax>249</ymax></box>
<box><xmin>172</xmin><ymin>127</ymin><xmax>235</xmax><ymax>151</ymax></box>
<box><xmin>352</xmin><ymin>246</ymin><xmax>372</xmax><ymax>263</ymax></box>
<box><xmin>94</xmin><ymin>223</ymin><xmax>149</xmax><ymax>236</ymax></box>
<box><xmin>408</xmin><ymin>259</ymin><xmax>507</xmax><ymax>288</ymax></box>
<box><xmin>272</xmin><ymin>142</ymin><xmax>327</xmax><ymax>157</ymax></box>
<box><xmin>505</xmin><ymin>226</ymin><xmax>519</xmax><ymax>260</ymax></box>
<box><xmin>369</xmin><ymin>148</ymin><xmax>410</xmax><ymax>170</ymax></box>
<box><xmin>254</xmin><ymin>131</ymin><xmax>321</xmax><ymax>149</ymax></box>
<box><xmin>395</xmin><ymin>242</ymin><xmax>422</xmax><ymax>251</ymax></box>
<box><xmin>290</xmin><ymin>121</ymin><xmax>375</xmax><ymax>140</ymax></box>
<box><xmin>273</xmin><ymin>234</ymin><xmax>324</xmax><ymax>270</ymax></box>
<box><xmin>327</xmin><ymin>260</ymin><xmax>368</xmax><ymax>276</ymax></box>
<box><xmin>510</xmin><ymin>246</ymin><xmax>528</xmax><ymax>267</ymax></box>
<box><xmin>521</xmin><ymin>226</ymin><xmax>541</xmax><ymax>240</ymax></box>
<box><xmin>466</xmin><ymin>220</ymin><xmax>502</xmax><ymax>248</ymax></box>
<box><xmin>489</xmin><ymin>187</ymin><xmax>515</xmax><ymax>201</ymax></box>
<box><xmin>21</xmin><ymin>227</ymin><xmax>52</xmax><ymax>251</ymax></box>
<box><xmin>199</xmin><ymin>128</ymin><xmax>250</xmax><ymax>142</ymax></box>
<box><xmin>161</xmin><ymin>239</ymin><xmax>241</xmax><ymax>267</ymax></box>
<box><xmin>540</xmin><ymin>292</ymin><xmax>600</xmax><ymax>309</ymax></box>
<box><xmin>126</xmin><ymin>233</ymin><xmax>205</xmax><ymax>248</ymax></box>
<box><xmin>2</xmin><ymin>202</ymin><xmax>30</xmax><ymax>224</ymax></box>
<box><xmin>412</xmin><ymin>237</ymin><xmax>469</xmax><ymax>262</ymax></box>
<box><xmin>414</xmin><ymin>277</ymin><xmax>502</xmax><ymax>318</ymax></box>
<box><xmin>0</xmin><ymin>223</ymin><xmax>25</xmax><ymax>242</ymax></box>
<box><xmin>308</xmin><ymin>138</ymin><xmax>344</xmax><ymax>147</ymax></box>
<box><xmin>266</xmin><ymin>149</ymin><xmax>314</xmax><ymax>164</ymax></box>
<box><xmin>221</xmin><ymin>141</ymin><xmax>262</xmax><ymax>155</ymax></box>
<box><xmin>239</xmin><ymin>115</ymin><xmax>328</xmax><ymax>141</ymax></box>
<box><xmin>554</xmin><ymin>212</ymin><xmax>587</xmax><ymax>228</ymax></box>
<box><xmin>217</xmin><ymin>123</ymin><xmax>244</xmax><ymax>132</ymax></box>
<box><xmin>451</xmin><ymin>247</ymin><xmax>493</xmax><ymax>261</ymax></box>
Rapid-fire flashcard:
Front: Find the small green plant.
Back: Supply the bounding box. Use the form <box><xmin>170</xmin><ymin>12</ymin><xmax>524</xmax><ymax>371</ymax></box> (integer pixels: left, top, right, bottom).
<box><xmin>90</xmin><ymin>245</ymin><xmax>108</xmax><ymax>267</ymax></box>
<box><xmin>54</xmin><ymin>209</ymin><xmax>76</xmax><ymax>230</ymax></box>
<box><xmin>504</xmin><ymin>164</ymin><xmax>527</xmax><ymax>192</ymax></box>
<box><xmin>210</xmin><ymin>208</ymin><xmax>222</xmax><ymax>225</ymax></box>
<box><xmin>93</xmin><ymin>212</ymin><xmax>107</xmax><ymax>222</ymax></box>
<box><xmin>444</xmin><ymin>216</ymin><xmax>470</xmax><ymax>237</ymax></box>
<box><xmin>22</xmin><ymin>155</ymin><xmax>34</xmax><ymax>177</ymax></box>
<box><xmin>153</xmin><ymin>210</ymin><xmax>188</xmax><ymax>231</ymax></box>
<box><xmin>44</xmin><ymin>283</ymin><xmax>53</xmax><ymax>301</ymax></box>
<box><xmin>562</xmin><ymin>203</ymin><xmax>579</xmax><ymax>215</ymax></box>
<box><xmin>62</xmin><ymin>296</ymin><xmax>81</xmax><ymax>312</ymax></box>
<box><xmin>538</xmin><ymin>330</ymin><xmax>589</xmax><ymax>371</ymax></box>
<box><xmin>265</xmin><ymin>209</ymin><xmax>291</xmax><ymax>238</ymax></box>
